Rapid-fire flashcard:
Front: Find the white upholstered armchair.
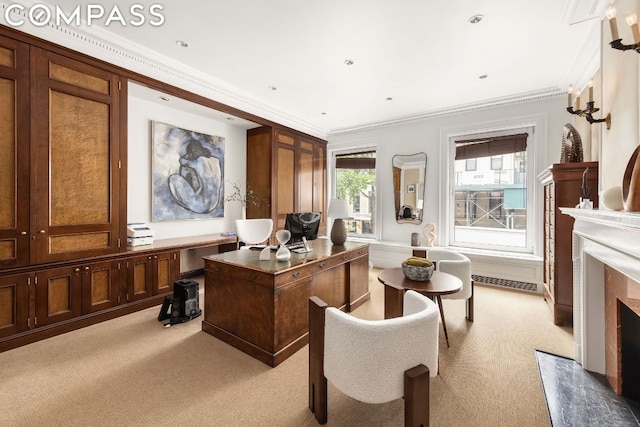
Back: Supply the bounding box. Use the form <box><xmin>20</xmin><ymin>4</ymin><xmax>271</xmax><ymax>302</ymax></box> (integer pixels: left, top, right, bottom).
<box><xmin>415</xmin><ymin>248</ymin><xmax>474</xmax><ymax>322</ymax></box>
<box><xmin>308</xmin><ymin>290</ymin><xmax>439</xmax><ymax>426</ymax></box>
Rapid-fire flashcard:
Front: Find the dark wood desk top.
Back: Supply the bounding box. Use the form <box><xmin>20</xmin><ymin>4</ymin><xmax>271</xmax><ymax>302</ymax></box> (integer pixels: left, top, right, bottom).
<box><xmin>377</xmin><ymin>268</ymin><xmax>462</xmax><ymax>296</ymax></box>
<box><xmin>203</xmin><ymin>238</ymin><xmax>368</xmax><ymax>275</ymax></box>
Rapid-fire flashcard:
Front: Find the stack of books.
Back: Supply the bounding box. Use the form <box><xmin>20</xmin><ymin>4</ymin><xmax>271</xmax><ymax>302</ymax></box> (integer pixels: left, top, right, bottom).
<box><xmin>127</xmin><ymin>223</ymin><xmax>154</xmax><ymax>247</ymax></box>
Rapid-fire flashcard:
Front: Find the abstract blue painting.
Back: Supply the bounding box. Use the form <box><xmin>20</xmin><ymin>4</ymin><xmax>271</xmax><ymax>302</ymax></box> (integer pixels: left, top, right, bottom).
<box><xmin>151</xmin><ymin>121</ymin><xmax>225</xmax><ymax>221</ymax></box>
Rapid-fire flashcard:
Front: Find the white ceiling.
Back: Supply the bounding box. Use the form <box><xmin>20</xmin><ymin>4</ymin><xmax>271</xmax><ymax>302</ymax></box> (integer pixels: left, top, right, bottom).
<box><xmin>8</xmin><ymin>0</ymin><xmax>607</xmax><ymax>137</ymax></box>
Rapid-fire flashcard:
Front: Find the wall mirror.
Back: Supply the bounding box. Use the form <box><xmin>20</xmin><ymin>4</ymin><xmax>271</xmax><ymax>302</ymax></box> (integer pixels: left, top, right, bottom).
<box><xmin>392</xmin><ymin>152</ymin><xmax>427</xmax><ymax>224</ymax></box>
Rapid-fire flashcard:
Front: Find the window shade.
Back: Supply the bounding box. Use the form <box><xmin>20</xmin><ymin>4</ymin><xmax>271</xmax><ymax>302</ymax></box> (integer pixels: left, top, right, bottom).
<box><xmin>336</xmin><ymin>150</ymin><xmax>376</xmax><ymax>169</ymax></box>
<box><xmin>455</xmin><ymin>133</ymin><xmax>528</xmax><ymax>160</ymax></box>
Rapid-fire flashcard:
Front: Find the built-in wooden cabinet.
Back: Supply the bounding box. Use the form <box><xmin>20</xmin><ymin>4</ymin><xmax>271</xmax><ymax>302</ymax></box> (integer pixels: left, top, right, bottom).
<box><xmin>246</xmin><ymin>126</ymin><xmax>327</xmax><ymax>235</ymax></box>
<box><xmin>80</xmin><ymin>260</ymin><xmax>120</xmax><ymax>314</ymax></box>
<box><xmin>0</xmin><ymin>34</ymin><xmax>30</xmax><ymax>269</ymax></box>
<box><xmin>151</xmin><ymin>250</ymin><xmax>180</xmax><ymax>295</ymax></box>
<box><xmin>0</xmin><ymin>273</ymin><xmax>29</xmax><ymax>339</ymax></box>
<box><xmin>539</xmin><ymin>162</ymin><xmax>599</xmax><ymax>325</ymax></box>
<box><xmin>125</xmin><ymin>254</ymin><xmax>155</xmax><ymax>303</ymax></box>
<box><xmin>31</xmin><ymin>47</ymin><xmax>123</xmax><ymax>264</ymax></box>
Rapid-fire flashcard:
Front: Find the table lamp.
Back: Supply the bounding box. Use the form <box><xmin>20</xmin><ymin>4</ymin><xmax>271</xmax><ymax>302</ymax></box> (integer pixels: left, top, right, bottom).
<box><xmin>328</xmin><ymin>198</ymin><xmax>349</xmax><ymax>245</ymax></box>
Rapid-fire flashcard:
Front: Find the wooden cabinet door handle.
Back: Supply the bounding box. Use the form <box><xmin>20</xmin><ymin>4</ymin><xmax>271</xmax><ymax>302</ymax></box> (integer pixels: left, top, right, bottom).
<box><xmin>20</xmin><ymin>231</ymin><xmax>27</xmax><ymax>235</ymax></box>
<box><xmin>292</xmin><ymin>271</ymin><xmax>300</xmax><ymax>279</ymax></box>
<box><xmin>319</xmin><ymin>262</ymin><xmax>326</xmax><ymax>268</ymax></box>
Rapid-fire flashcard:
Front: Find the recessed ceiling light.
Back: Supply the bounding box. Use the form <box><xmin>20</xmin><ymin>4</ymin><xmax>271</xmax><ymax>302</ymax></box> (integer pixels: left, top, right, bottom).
<box><xmin>468</xmin><ymin>14</ymin><xmax>483</xmax><ymax>24</ymax></box>
<box><xmin>226</xmin><ymin>117</ymin><xmax>234</xmax><ymax>121</ymax></box>
<box><xmin>479</xmin><ymin>74</ymin><xmax>488</xmax><ymax>79</ymax></box>
<box><xmin>386</xmin><ymin>97</ymin><xmax>393</xmax><ymax>101</ymax></box>
<box><xmin>176</xmin><ymin>40</ymin><xmax>189</xmax><ymax>47</ymax></box>
<box><xmin>321</xmin><ymin>112</ymin><xmax>327</xmax><ymax>115</ymax></box>
<box><xmin>344</xmin><ymin>59</ymin><xmax>354</xmax><ymax>65</ymax></box>
<box><xmin>159</xmin><ymin>96</ymin><xmax>170</xmax><ymax>101</ymax></box>
<box><xmin>268</xmin><ymin>86</ymin><xmax>277</xmax><ymax>91</ymax></box>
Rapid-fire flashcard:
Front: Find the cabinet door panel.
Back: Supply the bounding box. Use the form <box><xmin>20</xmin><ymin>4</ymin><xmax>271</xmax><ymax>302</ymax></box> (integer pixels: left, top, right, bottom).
<box><xmin>0</xmin><ymin>274</ymin><xmax>29</xmax><ymax>338</ymax></box>
<box><xmin>299</xmin><ymin>150</ymin><xmax>314</xmax><ymax>213</ymax></box>
<box><xmin>81</xmin><ymin>261</ymin><xmax>118</xmax><ymax>314</ymax></box>
<box><xmin>276</xmin><ymin>146</ymin><xmax>295</xmax><ymax>229</ymax></box>
<box><xmin>153</xmin><ymin>251</ymin><xmax>179</xmax><ymax>295</ymax></box>
<box><xmin>32</xmin><ymin>48</ymin><xmax>120</xmax><ymax>264</ymax></box>
<box><xmin>0</xmin><ymin>35</ymin><xmax>29</xmax><ymax>268</ymax></box>
<box><xmin>314</xmin><ymin>144</ymin><xmax>327</xmax><ymax>234</ymax></box>
<box><xmin>35</xmin><ymin>266</ymin><xmax>82</xmax><ymax>327</ymax></box>
<box><xmin>127</xmin><ymin>254</ymin><xmax>153</xmax><ymax>302</ymax></box>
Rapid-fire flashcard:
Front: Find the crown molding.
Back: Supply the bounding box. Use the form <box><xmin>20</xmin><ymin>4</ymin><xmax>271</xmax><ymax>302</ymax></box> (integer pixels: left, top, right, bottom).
<box><xmin>327</xmin><ymin>89</ymin><xmax>564</xmax><ymax>137</ymax></box>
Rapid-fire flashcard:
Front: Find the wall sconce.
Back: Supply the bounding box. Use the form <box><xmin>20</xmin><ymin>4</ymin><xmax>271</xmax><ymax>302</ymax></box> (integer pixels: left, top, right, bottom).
<box><xmin>566</xmin><ymin>81</ymin><xmax>612</xmax><ymax>129</ymax></box>
<box><xmin>606</xmin><ymin>5</ymin><xmax>640</xmax><ymax>53</ymax></box>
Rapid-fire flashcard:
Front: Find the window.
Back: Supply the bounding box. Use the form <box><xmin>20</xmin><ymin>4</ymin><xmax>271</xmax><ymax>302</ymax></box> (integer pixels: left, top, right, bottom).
<box><xmin>490</xmin><ymin>156</ymin><xmax>503</xmax><ymax>170</ymax></box>
<box><xmin>334</xmin><ymin>150</ymin><xmax>376</xmax><ymax>238</ymax></box>
<box><xmin>465</xmin><ymin>159</ymin><xmax>477</xmax><ymax>171</ymax></box>
<box><xmin>452</xmin><ymin>132</ymin><xmax>529</xmax><ymax>251</ymax></box>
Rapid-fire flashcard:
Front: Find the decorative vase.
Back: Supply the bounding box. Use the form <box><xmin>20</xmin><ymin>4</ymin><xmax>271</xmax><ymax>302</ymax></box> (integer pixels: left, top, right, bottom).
<box><xmin>623</xmin><ymin>145</ymin><xmax>640</xmax><ymax>212</ymax></box>
<box><xmin>410</xmin><ymin>232</ymin><xmax>420</xmax><ymax>247</ymax></box>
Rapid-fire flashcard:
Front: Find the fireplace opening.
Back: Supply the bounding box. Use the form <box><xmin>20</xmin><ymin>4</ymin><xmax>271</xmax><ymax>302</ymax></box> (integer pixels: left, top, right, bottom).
<box><xmin>621</xmin><ymin>301</ymin><xmax>640</xmax><ymax>405</ymax></box>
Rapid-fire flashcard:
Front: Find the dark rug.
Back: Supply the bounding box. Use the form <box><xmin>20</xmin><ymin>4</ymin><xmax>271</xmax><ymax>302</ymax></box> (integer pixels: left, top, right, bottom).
<box><xmin>536</xmin><ymin>350</ymin><xmax>640</xmax><ymax>426</ymax></box>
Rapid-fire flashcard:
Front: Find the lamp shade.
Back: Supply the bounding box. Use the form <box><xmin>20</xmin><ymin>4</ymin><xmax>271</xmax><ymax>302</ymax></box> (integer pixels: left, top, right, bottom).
<box><xmin>327</xmin><ymin>198</ymin><xmax>349</xmax><ymax>219</ymax></box>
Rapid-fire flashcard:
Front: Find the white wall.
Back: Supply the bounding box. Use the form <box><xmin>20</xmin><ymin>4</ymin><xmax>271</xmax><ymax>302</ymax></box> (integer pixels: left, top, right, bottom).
<box><xmin>128</xmin><ymin>92</ymin><xmax>251</xmax><ymax>272</ymax></box>
<box><xmin>601</xmin><ymin>0</ymin><xmax>640</xmax><ymax>192</ymax></box>
<box><xmin>329</xmin><ymin>96</ymin><xmax>566</xmax><ymax>247</ymax></box>
<box><xmin>127</xmin><ymin>94</ymin><xmax>247</xmax><ymax>239</ymax></box>
<box><xmin>328</xmin><ymin>96</ymin><xmax>568</xmax><ymax>288</ymax></box>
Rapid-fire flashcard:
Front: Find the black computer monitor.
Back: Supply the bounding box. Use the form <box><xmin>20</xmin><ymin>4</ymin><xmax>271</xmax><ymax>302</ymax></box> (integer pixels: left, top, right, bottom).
<box><xmin>284</xmin><ymin>212</ymin><xmax>321</xmax><ymax>244</ymax></box>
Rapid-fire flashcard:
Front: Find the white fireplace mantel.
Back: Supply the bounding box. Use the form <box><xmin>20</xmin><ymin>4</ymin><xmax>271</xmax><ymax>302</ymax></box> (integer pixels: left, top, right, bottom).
<box><xmin>560</xmin><ymin>208</ymin><xmax>640</xmax><ymax>374</ymax></box>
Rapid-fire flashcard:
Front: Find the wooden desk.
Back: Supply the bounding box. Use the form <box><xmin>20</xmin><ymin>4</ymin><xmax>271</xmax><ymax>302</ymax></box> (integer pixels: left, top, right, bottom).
<box><xmin>378</xmin><ymin>268</ymin><xmax>461</xmax><ymax>347</ymax></box>
<box><xmin>202</xmin><ymin>238</ymin><xmax>370</xmax><ymax>367</ymax></box>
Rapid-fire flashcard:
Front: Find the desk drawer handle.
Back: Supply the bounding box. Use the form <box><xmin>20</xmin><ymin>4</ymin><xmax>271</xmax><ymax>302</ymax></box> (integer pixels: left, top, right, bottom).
<box><xmin>342</xmin><ymin>254</ymin><xmax>347</xmax><ymax>260</ymax></box>
<box><xmin>319</xmin><ymin>262</ymin><xmax>326</xmax><ymax>268</ymax></box>
<box><xmin>215</xmin><ymin>265</ymin><xmax>222</xmax><ymax>272</ymax></box>
<box><xmin>292</xmin><ymin>271</ymin><xmax>300</xmax><ymax>279</ymax></box>
<box><xmin>249</xmin><ymin>273</ymin><xmax>257</xmax><ymax>281</ymax></box>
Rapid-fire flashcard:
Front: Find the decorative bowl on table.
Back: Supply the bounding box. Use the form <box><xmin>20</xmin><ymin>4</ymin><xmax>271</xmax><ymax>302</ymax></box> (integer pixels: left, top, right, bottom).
<box><xmin>401</xmin><ymin>256</ymin><xmax>434</xmax><ymax>281</ymax></box>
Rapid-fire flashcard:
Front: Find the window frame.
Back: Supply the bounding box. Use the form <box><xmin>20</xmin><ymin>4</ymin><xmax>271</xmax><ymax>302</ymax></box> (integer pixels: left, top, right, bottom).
<box><xmin>439</xmin><ymin>117</ymin><xmax>544</xmax><ymax>256</ymax></box>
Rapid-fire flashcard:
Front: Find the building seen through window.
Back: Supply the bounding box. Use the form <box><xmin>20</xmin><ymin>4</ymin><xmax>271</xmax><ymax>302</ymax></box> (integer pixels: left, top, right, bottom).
<box><xmin>453</xmin><ymin>133</ymin><xmax>528</xmax><ymax>250</ymax></box>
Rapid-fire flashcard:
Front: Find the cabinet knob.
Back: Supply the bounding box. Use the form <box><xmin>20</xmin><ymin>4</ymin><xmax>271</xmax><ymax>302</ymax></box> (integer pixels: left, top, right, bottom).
<box><xmin>20</xmin><ymin>231</ymin><xmax>27</xmax><ymax>235</ymax></box>
<box><xmin>84</xmin><ymin>266</ymin><xmax>89</xmax><ymax>271</ymax></box>
<box><xmin>39</xmin><ymin>229</ymin><xmax>45</xmax><ymax>234</ymax></box>
<box><xmin>75</xmin><ymin>268</ymin><xmax>80</xmax><ymax>273</ymax></box>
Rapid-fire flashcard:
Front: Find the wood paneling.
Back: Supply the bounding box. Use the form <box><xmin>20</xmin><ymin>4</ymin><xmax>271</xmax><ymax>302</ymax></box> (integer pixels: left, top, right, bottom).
<box><xmin>248</xmin><ymin>126</ymin><xmax>327</xmax><ymax>236</ymax></box>
<box><xmin>49</xmin><ymin>62</ymin><xmax>110</xmax><ymax>94</ymax></box>
<box><xmin>81</xmin><ymin>261</ymin><xmax>118</xmax><ymax>314</ymax></box>
<box><xmin>0</xmin><ymin>46</ymin><xmax>14</xmax><ymax>68</ymax></box>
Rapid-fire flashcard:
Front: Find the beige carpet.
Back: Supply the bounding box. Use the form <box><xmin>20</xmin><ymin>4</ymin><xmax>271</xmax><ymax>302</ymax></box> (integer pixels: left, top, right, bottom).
<box><xmin>0</xmin><ymin>269</ymin><xmax>573</xmax><ymax>426</ymax></box>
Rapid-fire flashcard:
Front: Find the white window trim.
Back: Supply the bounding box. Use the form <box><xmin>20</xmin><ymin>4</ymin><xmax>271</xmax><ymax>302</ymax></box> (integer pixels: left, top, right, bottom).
<box><xmin>438</xmin><ymin>114</ymin><xmax>547</xmax><ymax>256</ymax></box>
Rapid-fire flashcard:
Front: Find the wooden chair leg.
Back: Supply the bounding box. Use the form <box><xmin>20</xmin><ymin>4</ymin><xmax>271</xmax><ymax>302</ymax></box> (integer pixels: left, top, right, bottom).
<box><xmin>309</xmin><ymin>296</ymin><xmax>328</xmax><ymax>424</ymax></box>
<box><xmin>404</xmin><ymin>364</ymin><xmax>430</xmax><ymax>427</ymax></box>
<box><xmin>466</xmin><ymin>281</ymin><xmax>474</xmax><ymax>322</ymax></box>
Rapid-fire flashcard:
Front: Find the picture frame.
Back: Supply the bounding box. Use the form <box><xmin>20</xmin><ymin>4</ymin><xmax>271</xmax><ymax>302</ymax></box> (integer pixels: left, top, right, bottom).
<box><xmin>407</xmin><ymin>184</ymin><xmax>415</xmax><ymax>193</ymax></box>
<box><xmin>151</xmin><ymin>121</ymin><xmax>225</xmax><ymax>221</ymax></box>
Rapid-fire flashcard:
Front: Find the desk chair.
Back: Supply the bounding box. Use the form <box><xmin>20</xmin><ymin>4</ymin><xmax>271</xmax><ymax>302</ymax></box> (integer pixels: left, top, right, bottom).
<box><xmin>235</xmin><ymin>218</ymin><xmax>273</xmax><ymax>249</ymax></box>
<box><xmin>309</xmin><ymin>290</ymin><xmax>439</xmax><ymax>426</ymax></box>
